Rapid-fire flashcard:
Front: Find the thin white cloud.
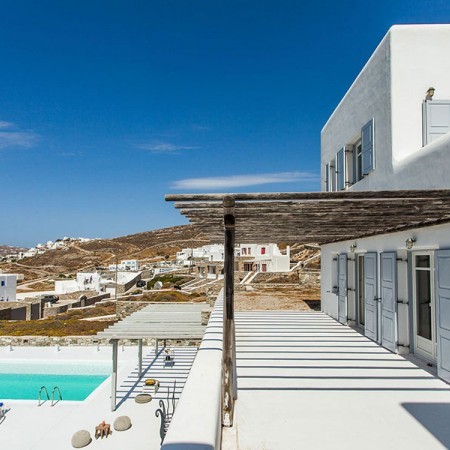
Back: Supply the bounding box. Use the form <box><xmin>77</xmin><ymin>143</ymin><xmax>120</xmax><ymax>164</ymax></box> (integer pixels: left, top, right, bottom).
<box><xmin>192</xmin><ymin>125</ymin><xmax>210</xmax><ymax>131</ymax></box>
<box><xmin>0</xmin><ymin>122</ymin><xmax>40</xmax><ymax>149</ymax></box>
<box><xmin>171</xmin><ymin>171</ymin><xmax>319</xmax><ymax>190</ymax></box>
<box><xmin>137</xmin><ymin>142</ymin><xmax>198</xmax><ymax>154</ymax></box>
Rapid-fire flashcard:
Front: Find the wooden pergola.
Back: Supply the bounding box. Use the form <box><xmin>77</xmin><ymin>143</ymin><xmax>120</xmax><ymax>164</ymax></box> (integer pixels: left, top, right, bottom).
<box><xmin>165</xmin><ymin>189</ymin><xmax>450</xmax><ymax>425</ymax></box>
<box><xmin>97</xmin><ymin>303</ymin><xmax>207</xmax><ymax>411</ymax></box>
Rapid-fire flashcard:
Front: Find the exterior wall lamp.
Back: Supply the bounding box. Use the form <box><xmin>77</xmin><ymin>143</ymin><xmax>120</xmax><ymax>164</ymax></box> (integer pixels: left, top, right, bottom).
<box><xmin>350</xmin><ymin>243</ymin><xmax>357</xmax><ymax>253</ymax></box>
<box><xmin>405</xmin><ymin>237</ymin><xmax>416</xmax><ymax>250</ymax></box>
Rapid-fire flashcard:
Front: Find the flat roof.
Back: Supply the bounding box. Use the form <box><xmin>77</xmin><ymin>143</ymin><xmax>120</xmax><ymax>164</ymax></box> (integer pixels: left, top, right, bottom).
<box><xmin>165</xmin><ymin>189</ymin><xmax>450</xmax><ymax>244</ymax></box>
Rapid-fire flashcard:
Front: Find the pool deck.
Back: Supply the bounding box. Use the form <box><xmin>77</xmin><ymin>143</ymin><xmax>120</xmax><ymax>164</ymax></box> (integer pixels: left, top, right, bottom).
<box><xmin>0</xmin><ymin>345</ymin><xmax>197</xmax><ymax>450</ymax></box>
<box><xmin>223</xmin><ymin>311</ymin><xmax>450</xmax><ymax>450</ymax></box>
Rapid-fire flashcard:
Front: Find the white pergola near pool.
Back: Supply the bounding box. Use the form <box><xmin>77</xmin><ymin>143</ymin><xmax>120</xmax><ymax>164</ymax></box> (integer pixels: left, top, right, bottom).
<box><xmin>96</xmin><ymin>302</ymin><xmax>207</xmax><ymax>411</ymax></box>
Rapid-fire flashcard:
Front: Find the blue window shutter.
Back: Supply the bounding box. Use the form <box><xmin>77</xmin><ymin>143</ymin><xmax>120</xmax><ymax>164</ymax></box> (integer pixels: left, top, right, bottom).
<box><xmin>325</xmin><ymin>163</ymin><xmax>329</xmax><ymax>192</ymax></box>
<box><xmin>423</xmin><ymin>100</ymin><xmax>450</xmax><ymax>145</ymax></box>
<box><xmin>361</xmin><ymin>119</ymin><xmax>374</xmax><ymax>175</ymax></box>
<box><xmin>338</xmin><ymin>253</ymin><xmax>347</xmax><ymax>324</ymax></box>
<box><xmin>336</xmin><ymin>147</ymin><xmax>345</xmax><ymax>190</ymax></box>
<box><xmin>329</xmin><ymin>159</ymin><xmax>336</xmax><ymax>191</ymax></box>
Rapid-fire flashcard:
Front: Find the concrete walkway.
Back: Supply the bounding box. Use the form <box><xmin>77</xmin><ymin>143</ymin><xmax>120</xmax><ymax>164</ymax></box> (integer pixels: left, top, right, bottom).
<box><xmin>0</xmin><ymin>346</ymin><xmax>197</xmax><ymax>450</ymax></box>
<box><xmin>224</xmin><ymin>311</ymin><xmax>450</xmax><ymax>450</ymax></box>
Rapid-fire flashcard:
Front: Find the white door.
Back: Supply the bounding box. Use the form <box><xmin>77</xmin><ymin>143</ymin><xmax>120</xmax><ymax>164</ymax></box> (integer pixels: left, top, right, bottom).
<box><xmin>413</xmin><ymin>252</ymin><xmax>437</xmax><ymax>362</ymax></box>
<box><xmin>364</xmin><ymin>253</ymin><xmax>378</xmax><ymax>342</ymax></box>
<box><xmin>435</xmin><ymin>250</ymin><xmax>450</xmax><ymax>382</ymax></box>
<box><xmin>380</xmin><ymin>252</ymin><xmax>397</xmax><ymax>352</ymax></box>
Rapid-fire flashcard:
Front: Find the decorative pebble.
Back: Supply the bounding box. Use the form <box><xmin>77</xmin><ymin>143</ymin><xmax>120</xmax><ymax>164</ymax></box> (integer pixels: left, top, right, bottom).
<box><xmin>71</xmin><ymin>430</ymin><xmax>92</xmax><ymax>448</ymax></box>
<box><xmin>114</xmin><ymin>415</ymin><xmax>132</xmax><ymax>431</ymax></box>
<box><xmin>135</xmin><ymin>393</ymin><xmax>152</xmax><ymax>404</ymax></box>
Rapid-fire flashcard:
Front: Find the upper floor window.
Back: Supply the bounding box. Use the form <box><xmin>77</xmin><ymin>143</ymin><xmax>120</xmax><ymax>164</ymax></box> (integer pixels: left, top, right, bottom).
<box><xmin>261</xmin><ymin>247</ymin><xmax>266</xmax><ymax>255</ymax></box>
<box><xmin>326</xmin><ymin>118</ymin><xmax>375</xmax><ymax>191</ymax></box>
<box><xmin>423</xmin><ymin>100</ymin><xmax>450</xmax><ymax>146</ymax></box>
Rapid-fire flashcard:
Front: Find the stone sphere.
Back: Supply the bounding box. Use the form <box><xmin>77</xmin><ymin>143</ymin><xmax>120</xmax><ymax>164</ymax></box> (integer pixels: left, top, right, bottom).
<box><xmin>114</xmin><ymin>415</ymin><xmax>132</xmax><ymax>431</ymax></box>
<box><xmin>71</xmin><ymin>430</ymin><xmax>92</xmax><ymax>448</ymax></box>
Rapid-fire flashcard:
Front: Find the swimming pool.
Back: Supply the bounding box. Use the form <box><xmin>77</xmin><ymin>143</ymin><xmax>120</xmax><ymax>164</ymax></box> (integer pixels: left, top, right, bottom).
<box><xmin>0</xmin><ymin>360</ymin><xmax>110</xmax><ymax>401</ymax></box>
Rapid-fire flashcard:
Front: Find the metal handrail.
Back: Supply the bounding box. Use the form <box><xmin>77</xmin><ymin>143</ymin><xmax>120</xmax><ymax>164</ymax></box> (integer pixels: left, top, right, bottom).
<box><xmin>38</xmin><ymin>386</ymin><xmax>50</xmax><ymax>406</ymax></box>
<box><xmin>51</xmin><ymin>386</ymin><xmax>62</xmax><ymax>406</ymax></box>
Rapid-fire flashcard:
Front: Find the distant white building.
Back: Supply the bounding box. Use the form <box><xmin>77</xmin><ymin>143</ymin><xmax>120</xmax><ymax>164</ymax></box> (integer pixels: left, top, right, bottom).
<box><xmin>0</xmin><ymin>274</ymin><xmax>17</xmax><ymax>302</ymax></box>
<box><xmin>179</xmin><ymin>243</ymin><xmax>290</xmax><ymax>278</ymax></box>
<box><xmin>238</xmin><ymin>243</ymin><xmax>291</xmax><ymax>273</ymax></box>
<box><xmin>55</xmin><ymin>271</ymin><xmax>102</xmax><ymax>294</ymax></box>
<box><xmin>108</xmin><ymin>260</ymin><xmax>140</xmax><ymax>271</ymax></box>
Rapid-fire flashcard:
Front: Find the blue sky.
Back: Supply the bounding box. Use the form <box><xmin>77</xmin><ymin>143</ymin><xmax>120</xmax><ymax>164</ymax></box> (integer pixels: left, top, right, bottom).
<box><xmin>2</xmin><ymin>0</ymin><xmax>450</xmax><ymax>247</ymax></box>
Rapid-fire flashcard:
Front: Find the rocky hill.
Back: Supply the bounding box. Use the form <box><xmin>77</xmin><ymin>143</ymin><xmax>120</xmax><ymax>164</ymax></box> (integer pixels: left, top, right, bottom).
<box><xmin>0</xmin><ymin>225</ymin><xmax>209</xmax><ymax>281</ymax></box>
<box><xmin>0</xmin><ymin>225</ymin><xmax>320</xmax><ymax>283</ymax></box>
<box><xmin>0</xmin><ymin>245</ymin><xmax>28</xmax><ymax>256</ymax></box>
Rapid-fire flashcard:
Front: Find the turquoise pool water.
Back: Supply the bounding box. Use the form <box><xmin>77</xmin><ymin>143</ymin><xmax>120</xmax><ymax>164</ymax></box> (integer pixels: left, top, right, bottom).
<box><xmin>0</xmin><ymin>360</ymin><xmax>110</xmax><ymax>401</ymax></box>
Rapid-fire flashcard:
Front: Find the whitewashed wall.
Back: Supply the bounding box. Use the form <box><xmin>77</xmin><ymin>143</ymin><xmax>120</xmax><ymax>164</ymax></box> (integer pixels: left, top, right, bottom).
<box><xmin>390</xmin><ymin>25</ymin><xmax>450</xmax><ymax>162</ymax></box>
<box><xmin>321</xmin><ymin>222</ymin><xmax>450</xmax><ymax>350</ymax></box>
<box><xmin>321</xmin><ymin>30</ymin><xmax>392</xmax><ymax>192</ymax></box>
<box><xmin>321</xmin><ymin>24</ymin><xmax>450</xmax><ymax>192</ymax></box>
<box><xmin>0</xmin><ymin>274</ymin><xmax>17</xmax><ymax>302</ymax></box>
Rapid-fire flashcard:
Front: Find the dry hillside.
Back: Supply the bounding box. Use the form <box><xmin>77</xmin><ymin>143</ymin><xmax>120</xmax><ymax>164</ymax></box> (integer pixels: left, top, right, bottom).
<box><xmin>1</xmin><ymin>225</ymin><xmax>209</xmax><ymax>281</ymax></box>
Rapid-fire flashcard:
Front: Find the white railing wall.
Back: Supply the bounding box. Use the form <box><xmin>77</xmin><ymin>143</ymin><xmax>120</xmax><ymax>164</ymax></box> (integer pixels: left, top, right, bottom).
<box><xmin>161</xmin><ymin>290</ymin><xmax>224</xmax><ymax>450</ymax></box>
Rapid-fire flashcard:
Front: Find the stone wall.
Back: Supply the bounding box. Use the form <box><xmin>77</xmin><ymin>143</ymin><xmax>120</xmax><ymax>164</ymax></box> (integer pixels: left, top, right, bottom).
<box><xmin>116</xmin><ymin>300</ymin><xmax>153</xmax><ymax>319</ymax></box>
<box><xmin>0</xmin><ymin>298</ymin><xmax>44</xmax><ymax>321</ymax></box>
<box><xmin>0</xmin><ymin>335</ymin><xmax>200</xmax><ymax>347</ymax></box>
<box><xmin>42</xmin><ymin>293</ymin><xmax>110</xmax><ymax>318</ymax></box>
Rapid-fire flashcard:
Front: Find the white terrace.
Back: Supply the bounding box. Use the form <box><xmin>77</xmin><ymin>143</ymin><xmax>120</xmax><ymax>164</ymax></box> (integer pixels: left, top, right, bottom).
<box><xmin>162</xmin><ymin>190</ymin><xmax>450</xmax><ymax>450</ymax></box>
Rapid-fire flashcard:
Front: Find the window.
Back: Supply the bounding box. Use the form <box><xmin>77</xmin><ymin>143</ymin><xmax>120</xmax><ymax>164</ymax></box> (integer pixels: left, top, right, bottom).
<box><xmin>354</xmin><ymin>139</ymin><xmax>363</xmax><ymax>182</ymax></box>
<box><xmin>423</xmin><ymin>100</ymin><xmax>450</xmax><ymax>145</ymax></box>
<box><xmin>261</xmin><ymin>247</ymin><xmax>266</xmax><ymax>255</ymax></box>
<box><xmin>0</xmin><ymin>281</ymin><xmax>4</xmax><ymax>286</ymax></box>
<box><xmin>262</xmin><ymin>264</ymin><xmax>267</xmax><ymax>272</ymax></box>
<box><xmin>247</xmin><ymin>247</ymin><xmax>251</xmax><ymax>255</ymax></box>
<box><xmin>242</xmin><ymin>248</ymin><xmax>247</xmax><ymax>256</ymax></box>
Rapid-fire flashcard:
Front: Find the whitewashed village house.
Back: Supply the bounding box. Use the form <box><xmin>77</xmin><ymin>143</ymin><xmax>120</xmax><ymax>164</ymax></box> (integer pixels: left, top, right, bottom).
<box><xmin>321</xmin><ymin>24</ymin><xmax>450</xmax><ymax>381</ymax></box>
<box><xmin>177</xmin><ymin>243</ymin><xmax>290</xmax><ymax>279</ymax></box>
<box><xmin>0</xmin><ymin>274</ymin><xmax>17</xmax><ymax>302</ymax></box>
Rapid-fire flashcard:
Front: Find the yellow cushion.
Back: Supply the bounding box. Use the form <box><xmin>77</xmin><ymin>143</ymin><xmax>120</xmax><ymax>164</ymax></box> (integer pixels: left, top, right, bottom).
<box><xmin>144</xmin><ymin>379</ymin><xmax>158</xmax><ymax>386</ymax></box>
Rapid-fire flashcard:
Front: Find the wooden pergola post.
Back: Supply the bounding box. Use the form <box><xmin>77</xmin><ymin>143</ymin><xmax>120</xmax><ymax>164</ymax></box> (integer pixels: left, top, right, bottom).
<box><xmin>222</xmin><ymin>195</ymin><xmax>237</xmax><ymax>427</ymax></box>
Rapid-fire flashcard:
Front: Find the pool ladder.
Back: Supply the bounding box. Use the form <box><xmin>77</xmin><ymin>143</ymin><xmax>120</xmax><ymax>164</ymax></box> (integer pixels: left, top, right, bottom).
<box><xmin>38</xmin><ymin>386</ymin><xmax>63</xmax><ymax>406</ymax></box>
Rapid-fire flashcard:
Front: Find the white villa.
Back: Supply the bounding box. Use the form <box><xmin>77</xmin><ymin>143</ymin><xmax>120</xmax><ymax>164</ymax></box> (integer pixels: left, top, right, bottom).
<box><xmin>0</xmin><ymin>274</ymin><xmax>17</xmax><ymax>302</ymax></box>
<box><xmin>55</xmin><ymin>272</ymin><xmax>103</xmax><ymax>294</ymax></box>
<box><xmin>108</xmin><ymin>260</ymin><xmax>140</xmax><ymax>271</ymax></box>
<box><xmin>321</xmin><ymin>24</ymin><xmax>450</xmax><ymax>382</ymax></box>
<box><xmin>177</xmin><ymin>243</ymin><xmax>290</xmax><ymax>275</ymax></box>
